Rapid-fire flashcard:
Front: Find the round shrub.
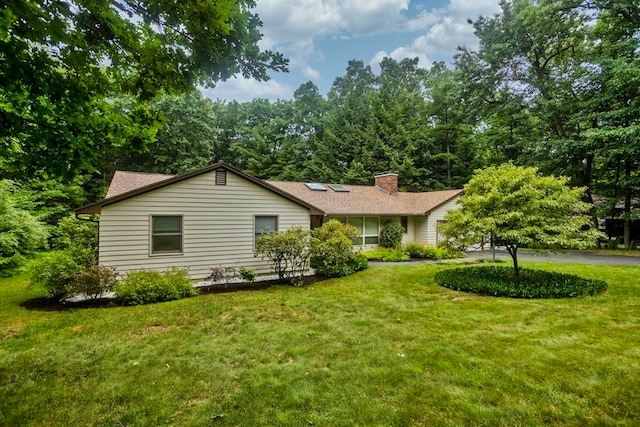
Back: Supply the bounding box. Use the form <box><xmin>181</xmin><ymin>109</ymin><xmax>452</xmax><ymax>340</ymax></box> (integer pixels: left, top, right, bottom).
<box><xmin>114</xmin><ymin>267</ymin><xmax>198</xmax><ymax>305</ymax></box>
<box><xmin>379</xmin><ymin>221</ymin><xmax>404</xmax><ymax>249</ymax></box>
<box><xmin>29</xmin><ymin>251</ymin><xmax>80</xmax><ymax>300</ymax></box>
<box><xmin>435</xmin><ymin>266</ymin><xmax>607</xmax><ymax>298</ymax></box>
<box><xmin>311</xmin><ymin>220</ymin><xmax>366</xmax><ymax>277</ymax></box>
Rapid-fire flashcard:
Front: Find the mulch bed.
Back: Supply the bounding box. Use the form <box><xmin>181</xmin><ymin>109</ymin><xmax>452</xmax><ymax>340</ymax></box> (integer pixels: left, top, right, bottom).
<box><xmin>21</xmin><ymin>275</ymin><xmax>327</xmax><ymax>311</ymax></box>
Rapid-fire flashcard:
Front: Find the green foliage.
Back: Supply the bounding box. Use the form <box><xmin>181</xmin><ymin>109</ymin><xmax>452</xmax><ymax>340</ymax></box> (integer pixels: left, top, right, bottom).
<box><xmin>379</xmin><ymin>221</ymin><xmax>404</xmax><ymax>249</ymax></box>
<box><xmin>440</xmin><ymin>163</ymin><xmax>604</xmax><ymax>276</ymax></box>
<box><xmin>54</xmin><ymin>215</ymin><xmax>98</xmax><ymax>266</ymax></box>
<box><xmin>435</xmin><ymin>266</ymin><xmax>608</xmax><ymax>298</ymax></box>
<box><xmin>607</xmin><ymin>240</ymin><xmax>619</xmax><ymax>250</ymax></box>
<box><xmin>310</xmin><ymin>220</ymin><xmax>367</xmax><ymax>278</ymax></box>
<box><xmin>238</xmin><ymin>267</ymin><xmax>256</xmax><ymax>283</ymax></box>
<box><xmin>29</xmin><ymin>252</ymin><xmax>80</xmax><ymax>301</ymax></box>
<box><xmin>0</xmin><ymin>180</ymin><xmax>49</xmax><ymax>276</ymax></box>
<box><xmin>361</xmin><ymin>248</ymin><xmax>410</xmax><ymax>262</ymax></box>
<box><xmin>630</xmin><ymin>241</ymin><xmax>638</xmax><ymax>251</ymax></box>
<box><xmin>1</xmin><ymin>0</ymin><xmax>287</xmax><ymax>180</ymax></box>
<box><xmin>402</xmin><ymin>242</ymin><xmax>445</xmax><ymax>260</ymax></box>
<box><xmin>114</xmin><ymin>268</ymin><xmax>197</xmax><ymax>305</ymax></box>
<box><xmin>70</xmin><ymin>265</ymin><xmax>118</xmax><ymax>300</ymax></box>
<box><xmin>255</xmin><ymin>226</ymin><xmax>311</xmax><ymax>284</ymax></box>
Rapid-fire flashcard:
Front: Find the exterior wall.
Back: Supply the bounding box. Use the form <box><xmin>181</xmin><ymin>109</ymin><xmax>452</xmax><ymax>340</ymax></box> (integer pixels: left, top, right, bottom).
<box><xmin>98</xmin><ymin>171</ymin><xmax>310</xmax><ymax>279</ymax></box>
<box><xmin>413</xmin><ymin>196</ymin><xmax>460</xmax><ymax>245</ymax></box>
<box><xmin>379</xmin><ymin>216</ymin><xmax>415</xmax><ymax>244</ymax></box>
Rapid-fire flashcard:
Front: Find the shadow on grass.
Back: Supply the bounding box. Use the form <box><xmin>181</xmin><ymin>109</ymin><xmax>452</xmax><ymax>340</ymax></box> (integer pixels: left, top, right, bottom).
<box><xmin>20</xmin><ymin>275</ymin><xmax>328</xmax><ymax>311</ymax></box>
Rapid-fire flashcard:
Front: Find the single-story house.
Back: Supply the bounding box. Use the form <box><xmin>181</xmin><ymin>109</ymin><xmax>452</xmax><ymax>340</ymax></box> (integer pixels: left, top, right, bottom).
<box><xmin>76</xmin><ymin>162</ymin><xmax>462</xmax><ymax>279</ymax></box>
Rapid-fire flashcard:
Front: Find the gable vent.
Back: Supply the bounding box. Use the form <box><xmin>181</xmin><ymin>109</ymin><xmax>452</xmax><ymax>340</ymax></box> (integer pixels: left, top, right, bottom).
<box><xmin>215</xmin><ymin>169</ymin><xmax>227</xmax><ymax>185</ymax></box>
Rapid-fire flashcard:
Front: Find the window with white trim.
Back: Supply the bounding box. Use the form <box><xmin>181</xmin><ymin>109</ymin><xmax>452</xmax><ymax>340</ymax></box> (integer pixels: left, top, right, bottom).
<box><xmin>334</xmin><ymin>216</ymin><xmax>379</xmax><ymax>245</ymax></box>
<box><xmin>255</xmin><ymin>216</ymin><xmax>278</xmax><ymax>245</ymax></box>
<box><xmin>151</xmin><ymin>215</ymin><xmax>183</xmax><ymax>254</ymax></box>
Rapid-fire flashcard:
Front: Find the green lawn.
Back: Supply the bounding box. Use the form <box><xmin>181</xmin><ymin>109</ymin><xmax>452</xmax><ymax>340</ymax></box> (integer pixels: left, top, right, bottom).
<box><xmin>1</xmin><ymin>262</ymin><xmax>639</xmax><ymax>426</ymax></box>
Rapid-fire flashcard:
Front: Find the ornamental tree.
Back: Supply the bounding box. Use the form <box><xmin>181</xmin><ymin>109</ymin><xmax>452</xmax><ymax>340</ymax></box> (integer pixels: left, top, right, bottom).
<box><xmin>439</xmin><ymin>163</ymin><xmax>603</xmax><ymax>277</ymax></box>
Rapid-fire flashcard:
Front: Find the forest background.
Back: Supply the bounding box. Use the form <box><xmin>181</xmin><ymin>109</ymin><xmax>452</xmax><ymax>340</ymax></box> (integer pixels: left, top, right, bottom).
<box><xmin>1</xmin><ymin>0</ymin><xmax>638</xmax><ymax>258</ymax></box>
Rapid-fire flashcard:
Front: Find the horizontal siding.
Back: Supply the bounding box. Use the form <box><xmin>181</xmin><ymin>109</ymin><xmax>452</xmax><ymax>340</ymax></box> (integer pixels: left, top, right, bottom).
<box><xmin>99</xmin><ymin>171</ymin><xmax>310</xmax><ymax>279</ymax></box>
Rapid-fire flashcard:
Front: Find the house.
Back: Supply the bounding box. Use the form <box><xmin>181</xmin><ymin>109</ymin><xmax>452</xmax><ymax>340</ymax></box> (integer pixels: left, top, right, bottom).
<box><xmin>76</xmin><ymin>162</ymin><xmax>462</xmax><ymax>279</ymax></box>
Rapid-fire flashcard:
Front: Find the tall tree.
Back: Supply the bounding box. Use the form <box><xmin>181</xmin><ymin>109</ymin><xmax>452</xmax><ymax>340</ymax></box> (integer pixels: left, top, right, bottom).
<box><xmin>458</xmin><ymin>0</ymin><xmax>594</xmax><ymax>190</ymax></box>
<box><xmin>1</xmin><ymin>0</ymin><xmax>287</xmax><ymax>180</ymax></box>
<box><xmin>585</xmin><ymin>0</ymin><xmax>640</xmax><ymax>248</ymax></box>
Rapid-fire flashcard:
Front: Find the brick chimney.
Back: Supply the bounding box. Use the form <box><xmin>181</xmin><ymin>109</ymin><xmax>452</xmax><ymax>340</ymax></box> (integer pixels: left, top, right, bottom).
<box><xmin>375</xmin><ymin>172</ymin><xmax>398</xmax><ymax>193</ymax></box>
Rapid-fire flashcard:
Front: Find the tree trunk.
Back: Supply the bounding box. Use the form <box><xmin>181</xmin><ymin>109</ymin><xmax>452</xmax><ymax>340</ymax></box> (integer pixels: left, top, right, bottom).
<box><xmin>624</xmin><ymin>159</ymin><xmax>632</xmax><ymax>249</ymax></box>
<box><xmin>506</xmin><ymin>244</ymin><xmax>519</xmax><ymax>278</ymax></box>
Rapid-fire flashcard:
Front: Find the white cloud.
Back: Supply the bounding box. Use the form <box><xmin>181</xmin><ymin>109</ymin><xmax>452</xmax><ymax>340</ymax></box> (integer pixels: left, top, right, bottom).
<box><xmin>200</xmin><ymin>78</ymin><xmax>294</xmax><ymax>103</ymax></box>
<box><xmin>255</xmin><ymin>0</ymin><xmax>409</xmax><ymax>43</ymax></box>
<box><xmin>371</xmin><ymin>0</ymin><xmax>501</xmax><ymax>68</ymax></box>
<box><xmin>369</xmin><ymin>48</ymin><xmax>430</xmax><ymax>74</ymax></box>
<box><xmin>254</xmin><ymin>0</ymin><xmax>409</xmax><ymax>81</ymax></box>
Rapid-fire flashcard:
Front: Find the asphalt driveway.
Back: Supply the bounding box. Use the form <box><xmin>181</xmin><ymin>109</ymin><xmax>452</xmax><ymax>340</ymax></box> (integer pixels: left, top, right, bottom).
<box><xmin>465</xmin><ymin>249</ymin><xmax>640</xmax><ymax>266</ymax></box>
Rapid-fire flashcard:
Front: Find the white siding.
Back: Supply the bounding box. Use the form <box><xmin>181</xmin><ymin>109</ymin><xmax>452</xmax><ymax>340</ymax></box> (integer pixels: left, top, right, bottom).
<box><xmin>413</xmin><ymin>196</ymin><xmax>461</xmax><ymax>245</ymax></box>
<box><xmin>99</xmin><ymin>171</ymin><xmax>310</xmax><ymax>279</ymax></box>
<box><xmin>379</xmin><ymin>216</ymin><xmax>415</xmax><ymax>244</ymax></box>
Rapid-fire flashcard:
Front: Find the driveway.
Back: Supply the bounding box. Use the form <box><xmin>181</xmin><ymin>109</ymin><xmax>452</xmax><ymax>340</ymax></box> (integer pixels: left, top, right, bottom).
<box><xmin>465</xmin><ymin>249</ymin><xmax>640</xmax><ymax>266</ymax></box>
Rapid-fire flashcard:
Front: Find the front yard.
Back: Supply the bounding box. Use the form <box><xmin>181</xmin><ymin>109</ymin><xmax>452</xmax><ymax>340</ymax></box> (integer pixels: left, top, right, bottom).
<box><xmin>1</xmin><ymin>261</ymin><xmax>639</xmax><ymax>426</ymax></box>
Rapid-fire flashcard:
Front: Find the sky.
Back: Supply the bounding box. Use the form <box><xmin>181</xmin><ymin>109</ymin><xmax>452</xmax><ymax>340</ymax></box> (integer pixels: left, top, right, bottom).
<box><xmin>201</xmin><ymin>0</ymin><xmax>502</xmax><ymax>103</ymax></box>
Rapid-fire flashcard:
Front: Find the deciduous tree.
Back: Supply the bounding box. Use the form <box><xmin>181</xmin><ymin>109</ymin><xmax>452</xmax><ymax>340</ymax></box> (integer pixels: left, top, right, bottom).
<box><xmin>439</xmin><ymin>163</ymin><xmax>602</xmax><ymax>277</ymax></box>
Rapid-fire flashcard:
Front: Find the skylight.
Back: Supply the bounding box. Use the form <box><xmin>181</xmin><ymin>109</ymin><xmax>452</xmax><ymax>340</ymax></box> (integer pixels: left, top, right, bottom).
<box><xmin>305</xmin><ymin>183</ymin><xmax>327</xmax><ymax>191</ymax></box>
<box><xmin>328</xmin><ymin>184</ymin><xmax>350</xmax><ymax>192</ymax></box>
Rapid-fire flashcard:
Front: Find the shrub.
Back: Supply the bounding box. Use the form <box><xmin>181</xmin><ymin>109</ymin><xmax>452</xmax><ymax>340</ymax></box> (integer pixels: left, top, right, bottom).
<box><xmin>435</xmin><ymin>266</ymin><xmax>608</xmax><ymax>298</ymax></box>
<box><xmin>379</xmin><ymin>221</ymin><xmax>404</xmax><ymax>249</ymax></box>
<box><xmin>70</xmin><ymin>265</ymin><xmax>118</xmax><ymax>300</ymax></box>
<box><xmin>238</xmin><ymin>267</ymin><xmax>256</xmax><ymax>283</ymax></box>
<box><xmin>629</xmin><ymin>241</ymin><xmax>637</xmax><ymax>251</ymax></box>
<box><xmin>607</xmin><ymin>239</ymin><xmax>618</xmax><ymax>250</ymax></box>
<box><xmin>54</xmin><ymin>215</ymin><xmax>98</xmax><ymax>266</ymax></box>
<box><xmin>29</xmin><ymin>251</ymin><xmax>80</xmax><ymax>300</ymax></box>
<box><xmin>255</xmin><ymin>225</ymin><xmax>311</xmax><ymax>284</ymax></box>
<box><xmin>114</xmin><ymin>268</ymin><xmax>198</xmax><ymax>305</ymax></box>
<box><xmin>310</xmin><ymin>220</ymin><xmax>367</xmax><ymax>277</ymax></box>
<box><xmin>361</xmin><ymin>247</ymin><xmax>410</xmax><ymax>262</ymax></box>
<box><xmin>207</xmin><ymin>265</ymin><xmax>236</xmax><ymax>285</ymax></box>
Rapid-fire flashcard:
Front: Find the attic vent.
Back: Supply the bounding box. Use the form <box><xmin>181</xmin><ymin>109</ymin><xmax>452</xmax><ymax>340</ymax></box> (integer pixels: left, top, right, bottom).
<box><xmin>215</xmin><ymin>169</ymin><xmax>227</xmax><ymax>185</ymax></box>
<box><xmin>328</xmin><ymin>184</ymin><xmax>350</xmax><ymax>193</ymax></box>
<box><xmin>304</xmin><ymin>183</ymin><xmax>327</xmax><ymax>191</ymax></box>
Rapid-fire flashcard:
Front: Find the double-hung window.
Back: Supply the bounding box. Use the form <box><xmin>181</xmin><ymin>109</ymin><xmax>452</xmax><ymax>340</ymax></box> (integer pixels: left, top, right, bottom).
<box><xmin>255</xmin><ymin>216</ymin><xmax>278</xmax><ymax>245</ymax></box>
<box><xmin>151</xmin><ymin>215</ymin><xmax>183</xmax><ymax>254</ymax></box>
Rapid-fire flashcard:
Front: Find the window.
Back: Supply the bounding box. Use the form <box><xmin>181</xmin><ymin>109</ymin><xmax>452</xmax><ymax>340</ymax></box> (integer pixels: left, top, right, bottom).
<box><xmin>255</xmin><ymin>216</ymin><xmax>278</xmax><ymax>244</ymax></box>
<box><xmin>333</xmin><ymin>216</ymin><xmax>379</xmax><ymax>246</ymax></box>
<box><xmin>401</xmin><ymin>216</ymin><xmax>408</xmax><ymax>233</ymax></box>
<box><xmin>151</xmin><ymin>215</ymin><xmax>183</xmax><ymax>254</ymax></box>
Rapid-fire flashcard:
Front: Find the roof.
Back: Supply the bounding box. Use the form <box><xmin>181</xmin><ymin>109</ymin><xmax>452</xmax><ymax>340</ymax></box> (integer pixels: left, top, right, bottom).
<box><xmin>106</xmin><ymin>171</ymin><xmax>175</xmax><ymax>198</ymax></box>
<box><xmin>76</xmin><ymin>163</ymin><xmax>463</xmax><ymax>216</ymax></box>
<box><xmin>75</xmin><ymin>163</ymin><xmax>322</xmax><ymax>215</ymax></box>
<box><xmin>267</xmin><ymin>181</ymin><xmax>462</xmax><ymax>216</ymax></box>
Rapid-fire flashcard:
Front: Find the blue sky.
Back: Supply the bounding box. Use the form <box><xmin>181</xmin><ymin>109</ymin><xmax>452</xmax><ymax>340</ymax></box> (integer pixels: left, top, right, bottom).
<box><xmin>202</xmin><ymin>0</ymin><xmax>502</xmax><ymax>103</ymax></box>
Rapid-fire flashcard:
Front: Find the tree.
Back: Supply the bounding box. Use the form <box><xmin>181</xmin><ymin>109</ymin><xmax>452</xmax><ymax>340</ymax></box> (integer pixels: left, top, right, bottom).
<box><xmin>585</xmin><ymin>0</ymin><xmax>640</xmax><ymax>248</ymax></box>
<box><xmin>1</xmin><ymin>0</ymin><xmax>287</xmax><ymax>180</ymax></box>
<box><xmin>458</xmin><ymin>0</ymin><xmax>595</xmax><ymax>190</ymax></box>
<box><xmin>0</xmin><ymin>180</ymin><xmax>49</xmax><ymax>275</ymax></box>
<box><xmin>115</xmin><ymin>92</ymin><xmax>218</xmax><ymax>175</ymax></box>
<box><xmin>439</xmin><ymin>163</ymin><xmax>602</xmax><ymax>277</ymax></box>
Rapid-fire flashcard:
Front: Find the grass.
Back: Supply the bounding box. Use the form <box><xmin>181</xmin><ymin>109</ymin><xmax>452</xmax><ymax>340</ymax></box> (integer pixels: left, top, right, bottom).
<box><xmin>1</xmin><ymin>261</ymin><xmax>639</xmax><ymax>426</ymax></box>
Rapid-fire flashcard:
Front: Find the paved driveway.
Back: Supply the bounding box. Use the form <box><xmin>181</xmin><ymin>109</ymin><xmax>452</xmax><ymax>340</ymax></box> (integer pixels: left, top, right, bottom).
<box><xmin>465</xmin><ymin>249</ymin><xmax>640</xmax><ymax>266</ymax></box>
